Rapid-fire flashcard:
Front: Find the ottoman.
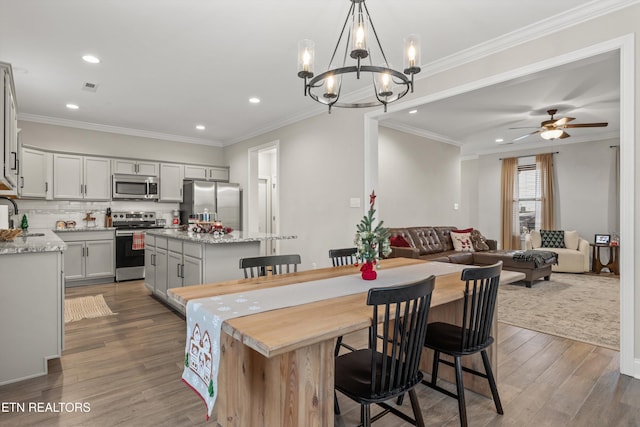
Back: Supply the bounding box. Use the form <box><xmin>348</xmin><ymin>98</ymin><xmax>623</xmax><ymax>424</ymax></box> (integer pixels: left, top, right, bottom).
<box><xmin>473</xmin><ymin>250</ymin><xmax>556</xmax><ymax>288</ymax></box>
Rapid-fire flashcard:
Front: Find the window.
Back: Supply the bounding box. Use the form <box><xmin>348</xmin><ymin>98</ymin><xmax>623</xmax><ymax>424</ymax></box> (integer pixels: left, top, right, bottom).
<box><xmin>516</xmin><ymin>163</ymin><xmax>540</xmax><ymax>235</ymax></box>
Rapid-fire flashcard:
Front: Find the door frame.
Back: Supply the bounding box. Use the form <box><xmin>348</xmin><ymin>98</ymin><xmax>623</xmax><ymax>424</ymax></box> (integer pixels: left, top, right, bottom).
<box><xmin>364</xmin><ymin>34</ymin><xmax>636</xmax><ymax>376</ymax></box>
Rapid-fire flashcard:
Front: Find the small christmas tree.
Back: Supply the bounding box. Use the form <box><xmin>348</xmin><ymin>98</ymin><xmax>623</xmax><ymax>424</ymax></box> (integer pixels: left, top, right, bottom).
<box><xmin>354</xmin><ymin>191</ymin><xmax>391</xmax><ymax>271</ymax></box>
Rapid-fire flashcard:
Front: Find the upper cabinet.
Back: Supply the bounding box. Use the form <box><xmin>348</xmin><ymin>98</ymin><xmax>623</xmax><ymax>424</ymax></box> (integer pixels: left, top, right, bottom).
<box><xmin>184</xmin><ymin>165</ymin><xmax>229</xmax><ymax>182</ymax></box>
<box><xmin>112</xmin><ymin>159</ymin><xmax>159</xmax><ymax>176</ymax></box>
<box><xmin>19</xmin><ymin>146</ymin><xmax>52</xmax><ymax>199</ymax></box>
<box><xmin>53</xmin><ymin>154</ymin><xmax>110</xmax><ymax>200</ymax></box>
<box><xmin>159</xmin><ymin>163</ymin><xmax>184</xmax><ymax>202</ymax></box>
<box><xmin>0</xmin><ymin>62</ymin><xmax>18</xmax><ymax>194</ymax></box>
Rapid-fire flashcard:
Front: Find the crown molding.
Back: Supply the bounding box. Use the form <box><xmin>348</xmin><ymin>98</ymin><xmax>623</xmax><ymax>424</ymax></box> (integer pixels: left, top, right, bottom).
<box><xmin>18</xmin><ymin>113</ymin><xmax>223</xmax><ymax>147</ymax></box>
<box><xmin>379</xmin><ymin>121</ymin><xmax>462</xmax><ymax>147</ymax></box>
<box><xmin>415</xmin><ymin>0</ymin><xmax>640</xmax><ymax>80</ymax></box>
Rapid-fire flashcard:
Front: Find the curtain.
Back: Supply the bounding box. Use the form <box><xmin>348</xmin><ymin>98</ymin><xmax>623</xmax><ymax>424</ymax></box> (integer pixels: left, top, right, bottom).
<box><xmin>500</xmin><ymin>158</ymin><xmax>518</xmax><ymax>250</ymax></box>
<box><xmin>536</xmin><ymin>153</ymin><xmax>555</xmax><ymax>229</ymax></box>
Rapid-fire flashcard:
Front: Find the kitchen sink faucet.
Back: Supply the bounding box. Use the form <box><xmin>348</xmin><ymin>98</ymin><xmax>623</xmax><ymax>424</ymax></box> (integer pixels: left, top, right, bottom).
<box><xmin>0</xmin><ymin>196</ymin><xmax>18</xmax><ymax>228</ymax></box>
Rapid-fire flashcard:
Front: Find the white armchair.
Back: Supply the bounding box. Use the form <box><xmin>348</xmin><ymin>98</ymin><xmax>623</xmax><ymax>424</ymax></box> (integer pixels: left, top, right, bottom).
<box><xmin>525</xmin><ymin>230</ymin><xmax>590</xmax><ymax>273</ymax></box>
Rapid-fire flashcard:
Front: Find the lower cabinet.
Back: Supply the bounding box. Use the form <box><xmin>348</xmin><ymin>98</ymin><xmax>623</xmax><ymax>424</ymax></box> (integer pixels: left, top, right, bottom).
<box><xmin>56</xmin><ymin>230</ymin><xmax>115</xmax><ymax>286</ymax></box>
<box><xmin>145</xmin><ymin>236</ymin><xmax>202</xmax><ymax>301</ymax></box>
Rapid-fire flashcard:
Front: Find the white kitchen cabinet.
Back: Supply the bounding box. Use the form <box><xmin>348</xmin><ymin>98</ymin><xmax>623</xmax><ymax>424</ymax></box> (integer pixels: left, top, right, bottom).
<box><xmin>56</xmin><ymin>230</ymin><xmax>115</xmax><ymax>286</ymax></box>
<box><xmin>83</xmin><ymin>156</ymin><xmax>111</xmax><ymax>200</ymax></box>
<box><xmin>63</xmin><ymin>241</ymin><xmax>85</xmax><ymax>280</ymax></box>
<box><xmin>168</xmin><ymin>250</ymin><xmax>183</xmax><ymax>290</ymax></box>
<box><xmin>85</xmin><ymin>239</ymin><xmax>116</xmax><ymax>278</ymax></box>
<box><xmin>148</xmin><ymin>236</ymin><xmax>169</xmax><ymax>299</ymax></box>
<box><xmin>144</xmin><ymin>234</ymin><xmax>156</xmax><ymax>293</ymax></box>
<box><xmin>112</xmin><ymin>159</ymin><xmax>159</xmax><ymax>176</ymax></box>
<box><xmin>159</xmin><ymin>163</ymin><xmax>184</xmax><ymax>202</ymax></box>
<box><xmin>0</xmin><ymin>250</ymin><xmax>64</xmax><ymax>385</ymax></box>
<box><xmin>0</xmin><ymin>62</ymin><xmax>19</xmax><ymax>194</ymax></box>
<box><xmin>53</xmin><ymin>154</ymin><xmax>110</xmax><ymax>200</ymax></box>
<box><xmin>19</xmin><ymin>147</ymin><xmax>52</xmax><ymax>199</ymax></box>
<box><xmin>184</xmin><ymin>164</ymin><xmax>229</xmax><ymax>182</ymax></box>
<box><xmin>147</xmin><ymin>237</ymin><xmax>203</xmax><ymax>301</ymax></box>
<box><xmin>155</xmin><ymin>247</ymin><xmax>168</xmax><ymax>299</ymax></box>
<box><xmin>182</xmin><ymin>255</ymin><xmax>203</xmax><ymax>286</ymax></box>
<box><xmin>53</xmin><ymin>154</ymin><xmax>82</xmax><ymax>199</ymax></box>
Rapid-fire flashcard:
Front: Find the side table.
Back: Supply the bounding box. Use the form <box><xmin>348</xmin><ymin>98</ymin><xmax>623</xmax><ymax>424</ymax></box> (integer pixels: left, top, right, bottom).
<box><xmin>590</xmin><ymin>243</ymin><xmax>619</xmax><ymax>275</ymax></box>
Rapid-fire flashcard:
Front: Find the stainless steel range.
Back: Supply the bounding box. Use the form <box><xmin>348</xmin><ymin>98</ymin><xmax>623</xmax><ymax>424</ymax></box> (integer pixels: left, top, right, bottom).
<box><xmin>113</xmin><ymin>211</ymin><xmax>163</xmax><ymax>282</ymax></box>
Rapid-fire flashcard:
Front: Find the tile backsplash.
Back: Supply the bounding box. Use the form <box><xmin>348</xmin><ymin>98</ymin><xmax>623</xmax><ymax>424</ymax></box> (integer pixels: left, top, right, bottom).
<box><xmin>12</xmin><ymin>199</ymin><xmax>179</xmax><ymax>229</ymax></box>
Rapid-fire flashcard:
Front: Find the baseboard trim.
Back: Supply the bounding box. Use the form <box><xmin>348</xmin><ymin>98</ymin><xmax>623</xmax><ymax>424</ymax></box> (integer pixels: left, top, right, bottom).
<box><xmin>633</xmin><ymin>358</ymin><xmax>640</xmax><ymax>379</ymax></box>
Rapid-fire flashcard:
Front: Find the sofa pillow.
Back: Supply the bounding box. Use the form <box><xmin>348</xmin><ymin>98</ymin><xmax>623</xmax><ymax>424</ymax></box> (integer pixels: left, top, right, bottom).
<box><xmin>540</xmin><ymin>230</ymin><xmax>566</xmax><ymax>248</ymax></box>
<box><xmin>450</xmin><ymin>230</ymin><xmax>475</xmax><ymax>252</ymax></box>
<box><xmin>529</xmin><ymin>230</ymin><xmax>542</xmax><ymax>249</ymax></box>
<box><xmin>564</xmin><ymin>230</ymin><xmax>580</xmax><ymax>250</ymax></box>
<box><xmin>469</xmin><ymin>229</ymin><xmax>490</xmax><ymax>251</ymax></box>
<box><xmin>389</xmin><ymin>235</ymin><xmax>411</xmax><ymax>247</ymax></box>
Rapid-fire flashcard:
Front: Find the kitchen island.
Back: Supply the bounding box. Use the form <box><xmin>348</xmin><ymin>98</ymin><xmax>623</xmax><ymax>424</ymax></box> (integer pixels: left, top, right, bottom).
<box><xmin>0</xmin><ymin>229</ymin><xmax>66</xmax><ymax>385</ymax></box>
<box><xmin>144</xmin><ymin>229</ymin><xmax>297</xmax><ymax>312</ymax></box>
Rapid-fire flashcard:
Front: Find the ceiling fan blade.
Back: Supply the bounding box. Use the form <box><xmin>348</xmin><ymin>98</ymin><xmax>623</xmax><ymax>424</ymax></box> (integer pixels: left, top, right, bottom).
<box><xmin>559</xmin><ymin>131</ymin><xmax>571</xmax><ymax>139</ymax></box>
<box><xmin>564</xmin><ymin>122</ymin><xmax>608</xmax><ymax>128</ymax></box>
<box><xmin>512</xmin><ymin>129</ymin><xmax>541</xmax><ymax>142</ymax></box>
<box><xmin>553</xmin><ymin>117</ymin><xmax>575</xmax><ymax>126</ymax></box>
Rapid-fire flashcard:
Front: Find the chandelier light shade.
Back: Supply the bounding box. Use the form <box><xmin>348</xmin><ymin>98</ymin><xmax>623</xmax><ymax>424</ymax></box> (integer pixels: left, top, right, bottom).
<box><xmin>541</xmin><ymin>129</ymin><xmax>564</xmax><ymax>140</ymax></box>
<box><xmin>297</xmin><ymin>0</ymin><xmax>421</xmax><ymax>113</ymax></box>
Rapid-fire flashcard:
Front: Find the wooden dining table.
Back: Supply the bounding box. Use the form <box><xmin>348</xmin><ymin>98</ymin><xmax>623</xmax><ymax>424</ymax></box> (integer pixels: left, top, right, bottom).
<box><xmin>169</xmin><ymin>257</ymin><xmax>525</xmax><ymax>427</ymax></box>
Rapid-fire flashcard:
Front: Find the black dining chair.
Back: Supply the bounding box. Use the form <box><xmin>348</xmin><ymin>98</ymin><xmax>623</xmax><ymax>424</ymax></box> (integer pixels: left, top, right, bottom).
<box><xmin>328</xmin><ymin>247</ymin><xmax>360</xmax><ymax>415</ymax></box>
<box><xmin>239</xmin><ymin>254</ymin><xmax>301</xmax><ymax>278</ymax></box>
<box><xmin>329</xmin><ymin>247</ymin><xmax>359</xmax><ymax>355</ymax></box>
<box><xmin>329</xmin><ymin>247</ymin><xmax>358</xmax><ymax>266</ymax></box>
<box><xmin>422</xmin><ymin>261</ymin><xmax>503</xmax><ymax>427</ymax></box>
<box><xmin>334</xmin><ymin>275</ymin><xmax>436</xmax><ymax>427</ymax></box>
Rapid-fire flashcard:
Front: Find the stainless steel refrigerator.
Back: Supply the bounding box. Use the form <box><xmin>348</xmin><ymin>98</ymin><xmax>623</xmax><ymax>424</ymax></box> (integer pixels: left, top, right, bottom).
<box><xmin>180</xmin><ymin>181</ymin><xmax>242</xmax><ymax>230</ymax></box>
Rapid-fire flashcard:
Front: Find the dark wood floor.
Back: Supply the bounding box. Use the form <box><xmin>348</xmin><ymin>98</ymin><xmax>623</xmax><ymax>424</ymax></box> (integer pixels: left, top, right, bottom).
<box><xmin>0</xmin><ymin>280</ymin><xmax>638</xmax><ymax>427</ymax></box>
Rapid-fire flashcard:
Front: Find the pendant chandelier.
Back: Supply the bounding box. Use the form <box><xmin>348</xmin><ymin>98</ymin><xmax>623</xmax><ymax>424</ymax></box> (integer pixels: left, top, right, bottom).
<box><xmin>297</xmin><ymin>0</ymin><xmax>421</xmax><ymax>113</ymax></box>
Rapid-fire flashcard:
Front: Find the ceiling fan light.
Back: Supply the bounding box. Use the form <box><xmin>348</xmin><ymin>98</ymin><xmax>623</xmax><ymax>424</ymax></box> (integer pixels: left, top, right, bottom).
<box><xmin>541</xmin><ymin>129</ymin><xmax>563</xmax><ymax>140</ymax></box>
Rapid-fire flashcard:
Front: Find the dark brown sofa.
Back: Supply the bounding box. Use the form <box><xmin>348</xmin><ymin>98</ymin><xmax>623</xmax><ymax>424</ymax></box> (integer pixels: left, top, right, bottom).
<box><xmin>388</xmin><ymin>226</ymin><xmax>497</xmax><ymax>260</ymax></box>
<box><xmin>388</xmin><ymin>226</ymin><xmax>554</xmax><ymax>287</ymax></box>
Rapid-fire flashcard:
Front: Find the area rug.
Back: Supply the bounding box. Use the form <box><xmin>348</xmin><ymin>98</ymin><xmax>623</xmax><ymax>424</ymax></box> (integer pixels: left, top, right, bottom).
<box><xmin>64</xmin><ymin>294</ymin><xmax>116</xmax><ymax>323</ymax></box>
<box><xmin>498</xmin><ymin>273</ymin><xmax>619</xmax><ymax>350</ymax></box>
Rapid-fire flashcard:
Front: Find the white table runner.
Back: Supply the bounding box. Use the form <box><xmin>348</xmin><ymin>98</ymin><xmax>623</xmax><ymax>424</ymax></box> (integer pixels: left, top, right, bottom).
<box><xmin>181</xmin><ymin>261</ymin><xmax>466</xmax><ymax>418</ymax></box>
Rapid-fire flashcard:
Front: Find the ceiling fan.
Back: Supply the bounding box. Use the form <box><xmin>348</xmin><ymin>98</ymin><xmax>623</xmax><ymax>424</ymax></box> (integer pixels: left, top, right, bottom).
<box><xmin>512</xmin><ymin>109</ymin><xmax>608</xmax><ymax>142</ymax></box>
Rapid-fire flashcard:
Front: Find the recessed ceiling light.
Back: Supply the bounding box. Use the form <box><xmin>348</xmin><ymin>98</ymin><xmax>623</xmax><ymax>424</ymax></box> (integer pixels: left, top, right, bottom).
<box><xmin>408</xmin><ymin>109</ymin><xmax>418</xmax><ymax>114</ymax></box>
<box><xmin>66</xmin><ymin>103</ymin><xmax>79</xmax><ymax>110</ymax></box>
<box><xmin>495</xmin><ymin>138</ymin><xmax>504</xmax><ymax>143</ymax></box>
<box><xmin>249</xmin><ymin>97</ymin><xmax>261</xmax><ymax>104</ymax></box>
<box><xmin>195</xmin><ymin>125</ymin><xmax>206</xmax><ymax>130</ymax></box>
<box><xmin>82</xmin><ymin>55</ymin><xmax>101</xmax><ymax>64</ymax></box>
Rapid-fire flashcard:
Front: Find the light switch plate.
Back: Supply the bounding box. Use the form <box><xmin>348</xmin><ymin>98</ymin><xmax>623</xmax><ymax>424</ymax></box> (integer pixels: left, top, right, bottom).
<box><xmin>350</xmin><ymin>198</ymin><xmax>361</xmax><ymax>208</ymax></box>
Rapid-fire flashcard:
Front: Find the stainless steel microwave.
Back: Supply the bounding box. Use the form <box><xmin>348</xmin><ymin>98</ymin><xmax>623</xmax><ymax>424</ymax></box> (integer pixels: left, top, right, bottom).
<box><xmin>112</xmin><ymin>174</ymin><xmax>159</xmax><ymax>200</ymax></box>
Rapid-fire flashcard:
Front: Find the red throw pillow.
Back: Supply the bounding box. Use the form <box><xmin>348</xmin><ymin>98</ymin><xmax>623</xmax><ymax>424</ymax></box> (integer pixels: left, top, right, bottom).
<box><xmin>390</xmin><ymin>235</ymin><xmax>411</xmax><ymax>247</ymax></box>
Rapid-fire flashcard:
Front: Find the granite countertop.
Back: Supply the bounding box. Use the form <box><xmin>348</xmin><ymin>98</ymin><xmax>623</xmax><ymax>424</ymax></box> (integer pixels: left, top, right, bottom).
<box><xmin>0</xmin><ymin>229</ymin><xmax>66</xmax><ymax>255</ymax></box>
<box><xmin>146</xmin><ymin>229</ymin><xmax>298</xmax><ymax>244</ymax></box>
<box><xmin>53</xmin><ymin>227</ymin><xmax>116</xmax><ymax>232</ymax></box>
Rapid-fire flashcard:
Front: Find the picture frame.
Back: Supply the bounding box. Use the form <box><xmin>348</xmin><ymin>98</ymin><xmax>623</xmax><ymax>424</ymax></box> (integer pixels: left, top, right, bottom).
<box><xmin>595</xmin><ymin>234</ymin><xmax>611</xmax><ymax>245</ymax></box>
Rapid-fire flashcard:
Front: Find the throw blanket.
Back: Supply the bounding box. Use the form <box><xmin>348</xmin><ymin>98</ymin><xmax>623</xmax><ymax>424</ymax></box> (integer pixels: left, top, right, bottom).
<box><xmin>513</xmin><ymin>250</ymin><xmax>558</xmax><ymax>268</ymax></box>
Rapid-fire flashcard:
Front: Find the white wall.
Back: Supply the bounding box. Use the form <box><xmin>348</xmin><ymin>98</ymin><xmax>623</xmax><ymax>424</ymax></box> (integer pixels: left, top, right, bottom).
<box><xmin>465</xmin><ymin>139</ymin><xmax>619</xmax><ymax>249</ymax></box>
<box><xmin>224</xmin><ymin>109</ymin><xmax>366</xmax><ymax>270</ymax></box>
<box><xmin>378</xmin><ymin>126</ymin><xmax>463</xmax><ymax>227</ymax></box>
